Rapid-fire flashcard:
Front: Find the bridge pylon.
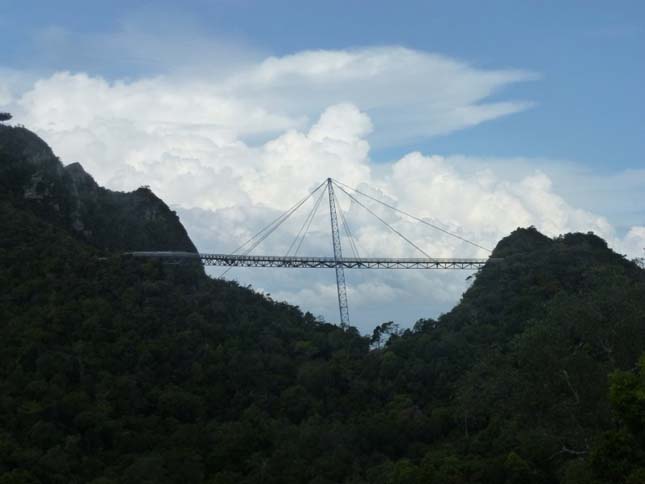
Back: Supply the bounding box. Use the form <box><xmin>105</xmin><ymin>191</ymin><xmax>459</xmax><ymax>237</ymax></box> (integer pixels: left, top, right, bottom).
<box><xmin>327</xmin><ymin>178</ymin><xmax>351</xmax><ymax>327</ymax></box>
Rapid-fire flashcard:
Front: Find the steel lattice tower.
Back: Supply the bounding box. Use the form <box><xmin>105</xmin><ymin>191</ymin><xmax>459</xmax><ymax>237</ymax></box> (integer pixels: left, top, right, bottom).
<box><xmin>326</xmin><ymin>178</ymin><xmax>350</xmax><ymax>327</ymax></box>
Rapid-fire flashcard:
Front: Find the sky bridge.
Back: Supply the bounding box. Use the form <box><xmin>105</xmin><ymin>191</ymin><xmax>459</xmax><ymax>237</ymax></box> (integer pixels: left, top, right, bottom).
<box><xmin>129</xmin><ymin>252</ymin><xmax>492</xmax><ymax>270</ymax></box>
<box><xmin>131</xmin><ymin>178</ymin><xmax>497</xmax><ymax>326</ymax></box>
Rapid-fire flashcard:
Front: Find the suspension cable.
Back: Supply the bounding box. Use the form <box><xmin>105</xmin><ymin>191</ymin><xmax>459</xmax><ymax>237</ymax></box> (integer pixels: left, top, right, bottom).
<box><xmin>219</xmin><ymin>180</ymin><xmax>327</xmax><ymax>277</ymax></box>
<box><xmin>293</xmin><ymin>187</ymin><xmax>326</xmax><ymax>257</ymax></box>
<box><xmin>333</xmin><ymin>178</ymin><xmax>491</xmax><ymax>252</ymax></box>
<box><xmin>227</xmin><ymin>180</ymin><xmax>326</xmax><ymax>256</ymax></box>
<box><xmin>334</xmin><ymin>189</ymin><xmax>361</xmax><ymax>258</ymax></box>
<box><xmin>286</xmin><ymin>185</ymin><xmax>326</xmax><ymax>257</ymax></box>
<box><xmin>334</xmin><ymin>182</ymin><xmax>434</xmax><ymax>259</ymax></box>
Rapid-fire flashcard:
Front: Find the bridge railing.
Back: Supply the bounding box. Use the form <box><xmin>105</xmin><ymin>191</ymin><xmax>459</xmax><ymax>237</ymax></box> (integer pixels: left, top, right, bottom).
<box><xmin>128</xmin><ymin>251</ymin><xmax>490</xmax><ymax>262</ymax></box>
<box><xmin>126</xmin><ymin>251</ymin><xmax>496</xmax><ymax>267</ymax></box>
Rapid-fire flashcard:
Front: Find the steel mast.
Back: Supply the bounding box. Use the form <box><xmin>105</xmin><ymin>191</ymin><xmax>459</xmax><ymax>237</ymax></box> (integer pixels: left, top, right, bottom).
<box><xmin>326</xmin><ymin>178</ymin><xmax>350</xmax><ymax>327</ymax></box>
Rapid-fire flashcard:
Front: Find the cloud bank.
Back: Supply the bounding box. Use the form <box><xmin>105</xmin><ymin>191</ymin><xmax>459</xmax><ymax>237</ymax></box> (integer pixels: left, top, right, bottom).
<box><xmin>2</xmin><ymin>46</ymin><xmax>643</xmax><ymax>332</ymax></box>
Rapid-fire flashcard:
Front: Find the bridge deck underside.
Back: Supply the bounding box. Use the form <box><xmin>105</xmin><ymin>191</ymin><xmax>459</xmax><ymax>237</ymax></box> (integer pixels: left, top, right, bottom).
<box><xmin>129</xmin><ymin>252</ymin><xmax>491</xmax><ymax>270</ymax></box>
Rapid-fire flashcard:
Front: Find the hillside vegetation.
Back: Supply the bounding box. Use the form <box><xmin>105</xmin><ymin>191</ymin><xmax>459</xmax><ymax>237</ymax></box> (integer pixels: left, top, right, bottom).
<box><xmin>0</xmin><ymin>124</ymin><xmax>196</xmax><ymax>253</ymax></box>
<box><xmin>1</xmin><ymin>127</ymin><xmax>644</xmax><ymax>483</ymax></box>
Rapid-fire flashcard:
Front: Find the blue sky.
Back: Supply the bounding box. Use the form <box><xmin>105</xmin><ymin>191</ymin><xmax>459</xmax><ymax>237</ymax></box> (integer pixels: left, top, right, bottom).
<box><xmin>2</xmin><ymin>0</ymin><xmax>643</xmax><ymax>169</ymax></box>
<box><xmin>2</xmin><ymin>1</ymin><xmax>644</xmax><ymax>330</ymax></box>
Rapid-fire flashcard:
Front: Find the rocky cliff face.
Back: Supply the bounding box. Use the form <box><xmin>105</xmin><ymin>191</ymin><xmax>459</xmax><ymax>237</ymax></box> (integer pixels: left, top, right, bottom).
<box><xmin>0</xmin><ymin>124</ymin><xmax>197</xmax><ymax>253</ymax></box>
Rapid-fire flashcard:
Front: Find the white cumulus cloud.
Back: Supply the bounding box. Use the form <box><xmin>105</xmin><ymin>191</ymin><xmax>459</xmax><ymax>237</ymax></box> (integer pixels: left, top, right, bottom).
<box><xmin>2</xmin><ymin>47</ymin><xmax>643</xmax><ymax>332</ymax></box>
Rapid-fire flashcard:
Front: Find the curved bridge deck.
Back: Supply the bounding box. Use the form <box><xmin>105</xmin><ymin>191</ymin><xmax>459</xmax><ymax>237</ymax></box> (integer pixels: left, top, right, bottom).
<box><xmin>128</xmin><ymin>252</ymin><xmax>493</xmax><ymax>269</ymax></box>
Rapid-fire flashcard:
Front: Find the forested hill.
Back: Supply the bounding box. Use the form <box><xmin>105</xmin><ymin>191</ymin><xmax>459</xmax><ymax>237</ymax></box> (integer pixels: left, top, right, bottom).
<box><xmin>0</xmin><ymin>124</ymin><xmax>196</xmax><ymax>253</ymax></box>
<box><xmin>0</xmin><ymin>125</ymin><xmax>644</xmax><ymax>483</ymax></box>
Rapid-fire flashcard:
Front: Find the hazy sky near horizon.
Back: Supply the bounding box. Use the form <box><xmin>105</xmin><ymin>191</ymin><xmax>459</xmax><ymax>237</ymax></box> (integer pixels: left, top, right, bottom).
<box><xmin>1</xmin><ymin>1</ymin><xmax>644</xmax><ymax>332</ymax></box>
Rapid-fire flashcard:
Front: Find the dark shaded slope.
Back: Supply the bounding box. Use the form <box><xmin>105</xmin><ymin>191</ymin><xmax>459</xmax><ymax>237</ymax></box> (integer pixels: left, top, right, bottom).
<box><xmin>0</xmin><ymin>124</ymin><xmax>371</xmax><ymax>483</ymax></box>
<box><xmin>380</xmin><ymin>227</ymin><xmax>645</xmax><ymax>482</ymax></box>
<box><xmin>0</xmin><ymin>201</ymin><xmax>369</xmax><ymax>483</ymax></box>
<box><xmin>0</xmin><ymin>125</ymin><xmax>196</xmax><ymax>252</ymax></box>
<box><xmin>443</xmin><ymin>227</ymin><xmax>642</xmax><ymax>339</ymax></box>
<box><xmin>380</xmin><ymin>227</ymin><xmax>644</xmax><ymax>401</ymax></box>
<box><xmin>1</xmin><ymin>125</ymin><xmax>644</xmax><ymax>483</ymax></box>
<box><xmin>1</xmin><ymin>204</ymin><xmax>643</xmax><ymax>483</ymax></box>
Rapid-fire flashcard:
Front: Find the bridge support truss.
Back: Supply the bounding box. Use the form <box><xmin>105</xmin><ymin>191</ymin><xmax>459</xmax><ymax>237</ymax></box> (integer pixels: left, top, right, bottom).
<box><xmin>129</xmin><ymin>252</ymin><xmax>492</xmax><ymax>270</ymax></box>
<box><xmin>326</xmin><ymin>178</ymin><xmax>351</xmax><ymax>327</ymax></box>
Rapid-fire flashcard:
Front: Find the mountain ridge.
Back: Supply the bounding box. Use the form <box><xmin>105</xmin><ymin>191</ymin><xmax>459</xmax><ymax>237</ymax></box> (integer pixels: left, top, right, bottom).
<box><xmin>0</xmin><ymin>125</ymin><xmax>643</xmax><ymax>483</ymax></box>
<box><xmin>0</xmin><ymin>124</ymin><xmax>197</xmax><ymax>253</ymax></box>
